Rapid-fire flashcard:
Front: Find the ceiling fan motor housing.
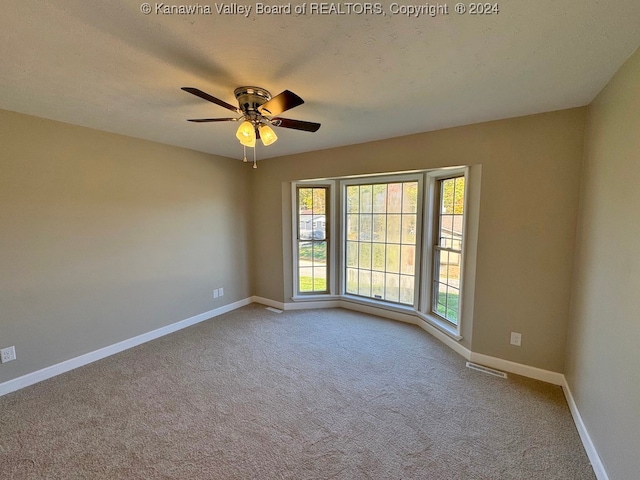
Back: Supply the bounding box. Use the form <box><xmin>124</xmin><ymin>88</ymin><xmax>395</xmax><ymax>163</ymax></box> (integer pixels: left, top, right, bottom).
<box><xmin>234</xmin><ymin>86</ymin><xmax>272</xmax><ymax>119</ymax></box>
<box><xmin>183</xmin><ymin>85</ymin><xmax>320</xmax><ymax>133</ymax></box>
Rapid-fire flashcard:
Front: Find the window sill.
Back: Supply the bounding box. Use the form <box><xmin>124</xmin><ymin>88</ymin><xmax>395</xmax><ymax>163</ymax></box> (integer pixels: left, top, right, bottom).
<box><xmin>291</xmin><ymin>294</ymin><xmax>341</xmax><ymax>302</ymax></box>
<box><xmin>415</xmin><ymin>311</ymin><xmax>462</xmax><ymax>341</ymax></box>
<box><xmin>289</xmin><ymin>294</ymin><xmax>463</xmax><ymax>343</ymax></box>
<box><xmin>340</xmin><ymin>294</ymin><xmax>416</xmax><ymax>315</ymax></box>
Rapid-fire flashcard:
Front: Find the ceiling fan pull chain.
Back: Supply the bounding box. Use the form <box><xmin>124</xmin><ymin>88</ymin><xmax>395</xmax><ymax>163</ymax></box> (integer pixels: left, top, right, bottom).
<box><xmin>242</xmin><ymin>145</ymin><xmax>248</xmax><ymax>162</ymax></box>
<box><xmin>253</xmin><ymin>147</ymin><xmax>257</xmax><ymax>169</ymax></box>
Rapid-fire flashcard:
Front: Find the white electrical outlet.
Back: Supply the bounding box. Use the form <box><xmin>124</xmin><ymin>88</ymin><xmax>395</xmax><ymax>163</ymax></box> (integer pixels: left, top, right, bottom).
<box><xmin>1</xmin><ymin>346</ymin><xmax>16</xmax><ymax>363</ymax></box>
<box><xmin>219</xmin><ymin>287</ymin><xmax>224</xmax><ymax>297</ymax></box>
<box><xmin>213</xmin><ymin>289</ymin><xmax>219</xmax><ymax>299</ymax></box>
<box><xmin>510</xmin><ymin>332</ymin><xmax>522</xmax><ymax>347</ymax></box>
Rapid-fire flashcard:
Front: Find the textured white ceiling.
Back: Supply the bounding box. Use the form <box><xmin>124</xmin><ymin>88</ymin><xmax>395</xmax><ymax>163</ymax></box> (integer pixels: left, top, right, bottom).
<box><xmin>1</xmin><ymin>1</ymin><xmax>639</xmax><ymax>160</ymax></box>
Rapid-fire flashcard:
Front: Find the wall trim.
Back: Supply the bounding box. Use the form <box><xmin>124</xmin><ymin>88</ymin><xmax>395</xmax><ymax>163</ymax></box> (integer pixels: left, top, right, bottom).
<box><xmin>0</xmin><ymin>297</ymin><xmax>252</xmax><ymax>397</ymax></box>
<box><xmin>338</xmin><ymin>300</ymin><xmax>418</xmax><ymax>325</ymax></box>
<box><xmin>562</xmin><ymin>377</ymin><xmax>609</xmax><ymax>480</ymax></box>
<box><xmin>341</xmin><ymin>302</ymin><xmax>468</xmax><ymax>359</ymax></box>
<box><xmin>416</xmin><ymin>316</ymin><xmax>471</xmax><ymax>359</ymax></box>
<box><xmin>286</xmin><ymin>299</ymin><xmax>341</xmax><ymax>310</ymax></box>
<box><xmin>468</xmin><ymin>352</ymin><xmax>564</xmax><ymax>385</ymax></box>
<box><xmin>251</xmin><ymin>296</ymin><xmax>286</xmax><ymax>310</ymax></box>
<box><xmin>273</xmin><ymin>297</ymin><xmax>567</xmax><ymax>385</ymax></box>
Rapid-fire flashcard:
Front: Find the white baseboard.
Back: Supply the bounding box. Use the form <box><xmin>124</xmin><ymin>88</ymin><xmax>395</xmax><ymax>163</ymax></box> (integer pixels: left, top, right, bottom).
<box><xmin>415</xmin><ymin>317</ymin><xmax>471</xmax><ymax>360</ymax></box>
<box><xmin>251</xmin><ymin>296</ymin><xmax>286</xmax><ymax>310</ymax></box>
<box><xmin>468</xmin><ymin>352</ymin><xmax>565</xmax><ymax>385</ymax></box>
<box><xmin>561</xmin><ymin>377</ymin><xmax>609</xmax><ymax>480</ymax></box>
<box><xmin>0</xmin><ymin>297</ymin><xmax>252</xmax><ymax>397</ymax></box>
<box><xmin>338</xmin><ymin>300</ymin><xmax>418</xmax><ymax>325</ymax></box>
<box><xmin>286</xmin><ymin>300</ymin><xmax>342</xmax><ymax>310</ymax></box>
<box><xmin>272</xmin><ymin>297</ymin><xmax>565</xmax><ymax>386</ymax></box>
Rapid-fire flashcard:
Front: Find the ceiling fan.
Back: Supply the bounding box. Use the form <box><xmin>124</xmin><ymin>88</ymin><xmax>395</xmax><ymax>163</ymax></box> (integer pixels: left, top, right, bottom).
<box><xmin>182</xmin><ymin>86</ymin><xmax>321</xmax><ymax>168</ymax></box>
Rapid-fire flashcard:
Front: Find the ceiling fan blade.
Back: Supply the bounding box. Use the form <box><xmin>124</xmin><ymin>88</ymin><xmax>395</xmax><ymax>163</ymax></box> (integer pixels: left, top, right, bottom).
<box><xmin>187</xmin><ymin>118</ymin><xmax>238</xmax><ymax>123</ymax></box>
<box><xmin>271</xmin><ymin>117</ymin><xmax>321</xmax><ymax>132</ymax></box>
<box><xmin>258</xmin><ymin>90</ymin><xmax>304</xmax><ymax>116</ymax></box>
<box><xmin>182</xmin><ymin>87</ymin><xmax>239</xmax><ymax>113</ymax></box>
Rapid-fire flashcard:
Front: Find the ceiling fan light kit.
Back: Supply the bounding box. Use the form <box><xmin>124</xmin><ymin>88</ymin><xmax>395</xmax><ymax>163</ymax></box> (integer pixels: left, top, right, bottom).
<box><xmin>236</xmin><ymin>120</ymin><xmax>256</xmax><ymax>148</ymax></box>
<box><xmin>182</xmin><ymin>85</ymin><xmax>321</xmax><ymax>168</ymax></box>
<box><xmin>258</xmin><ymin>124</ymin><xmax>278</xmax><ymax>146</ymax></box>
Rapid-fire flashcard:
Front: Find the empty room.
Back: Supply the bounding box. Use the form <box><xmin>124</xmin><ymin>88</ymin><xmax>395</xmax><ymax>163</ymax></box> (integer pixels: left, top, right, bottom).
<box><xmin>1</xmin><ymin>1</ymin><xmax>639</xmax><ymax>479</ymax></box>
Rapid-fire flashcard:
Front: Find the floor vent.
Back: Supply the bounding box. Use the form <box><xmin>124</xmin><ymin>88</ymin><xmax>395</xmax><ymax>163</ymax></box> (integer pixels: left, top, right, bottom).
<box><xmin>466</xmin><ymin>362</ymin><xmax>508</xmax><ymax>379</ymax></box>
<box><xmin>265</xmin><ymin>307</ymin><xmax>283</xmax><ymax>313</ymax></box>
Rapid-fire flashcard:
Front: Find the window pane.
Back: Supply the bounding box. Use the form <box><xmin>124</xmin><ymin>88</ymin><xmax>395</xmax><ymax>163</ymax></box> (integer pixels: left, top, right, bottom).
<box><xmin>432</xmin><ymin>174</ymin><xmax>465</xmax><ymax>324</ymax></box>
<box><xmin>387</xmin><ymin>183</ymin><xmax>402</xmax><ymax>213</ymax></box>
<box><xmin>346</xmin><ymin>241</ymin><xmax>358</xmax><ymax>267</ymax></box>
<box><xmin>439</xmin><ymin>251</ymin><xmax>461</xmax><ymax>288</ymax></box>
<box><xmin>441</xmin><ymin>178</ymin><xmax>455</xmax><ymax>213</ymax></box>
<box><xmin>402</xmin><ymin>182</ymin><xmax>418</xmax><ymax>213</ymax></box>
<box><xmin>359</xmin><ymin>214</ymin><xmax>372</xmax><ymax>241</ymax></box>
<box><xmin>454</xmin><ymin>177</ymin><xmax>465</xmax><ymax>214</ymax></box>
<box><xmin>346</xmin><ymin>268</ymin><xmax>358</xmax><ymax>294</ymax></box>
<box><xmin>313</xmin><ymin>188</ymin><xmax>326</xmax><ymax>214</ymax></box>
<box><xmin>299</xmin><ymin>214</ymin><xmax>313</xmax><ymax>239</ymax></box>
<box><xmin>373</xmin><ymin>184</ymin><xmax>387</xmax><ymax>213</ymax></box>
<box><xmin>360</xmin><ymin>185</ymin><xmax>372</xmax><ymax>213</ymax></box>
<box><xmin>385</xmin><ymin>273</ymin><xmax>400</xmax><ymax>302</ymax></box>
<box><xmin>447</xmin><ymin>287</ymin><xmax>460</xmax><ymax>325</ymax></box>
<box><xmin>439</xmin><ymin>214</ymin><xmax>454</xmax><ymax>248</ymax></box>
<box><xmin>297</xmin><ymin>187</ymin><xmax>329</xmax><ymax>295</ymax></box>
<box><xmin>299</xmin><ymin>267</ymin><xmax>313</xmax><ymax>292</ymax></box>
<box><xmin>401</xmin><ymin>214</ymin><xmax>416</xmax><ymax>244</ymax></box>
<box><xmin>344</xmin><ymin>180</ymin><xmax>418</xmax><ymax>307</ymax></box>
<box><xmin>314</xmin><ymin>241</ymin><xmax>327</xmax><ymax>265</ymax></box>
<box><xmin>436</xmin><ymin>282</ymin><xmax>448</xmax><ymax>314</ymax></box>
<box><xmin>299</xmin><ymin>242</ymin><xmax>312</xmax><ymax>263</ymax></box>
<box><xmin>358</xmin><ymin>270</ymin><xmax>371</xmax><ymax>297</ymax></box>
<box><xmin>400</xmin><ymin>275</ymin><xmax>414</xmax><ymax>305</ymax></box>
<box><xmin>451</xmin><ymin>215</ymin><xmax>464</xmax><ymax>250</ymax></box>
<box><xmin>346</xmin><ymin>214</ymin><xmax>359</xmax><ymax>241</ymax></box>
<box><xmin>359</xmin><ymin>243</ymin><xmax>371</xmax><ymax>270</ymax></box>
<box><xmin>386</xmin><ymin>244</ymin><xmax>400</xmax><ymax>273</ymax></box>
<box><xmin>400</xmin><ymin>245</ymin><xmax>415</xmax><ymax>275</ymax></box>
<box><xmin>312</xmin><ymin>215</ymin><xmax>326</xmax><ymax>240</ymax></box>
<box><xmin>372</xmin><ymin>214</ymin><xmax>386</xmax><ymax>242</ymax></box>
<box><xmin>372</xmin><ymin>243</ymin><xmax>386</xmax><ymax>271</ymax></box>
<box><xmin>372</xmin><ymin>271</ymin><xmax>385</xmax><ymax>299</ymax></box>
<box><xmin>386</xmin><ymin>214</ymin><xmax>401</xmax><ymax>244</ymax></box>
<box><xmin>347</xmin><ymin>186</ymin><xmax>359</xmax><ymax>213</ymax></box>
<box><xmin>299</xmin><ymin>188</ymin><xmax>313</xmax><ymax>212</ymax></box>
<box><xmin>313</xmin><ymin>267</ymin><xmax>327</xmax><ymax>291</ymax></box>
<box><xmin>438</xmin><ymin>249</ymin><xmax>449</xmax><ymax>283</ymax></box>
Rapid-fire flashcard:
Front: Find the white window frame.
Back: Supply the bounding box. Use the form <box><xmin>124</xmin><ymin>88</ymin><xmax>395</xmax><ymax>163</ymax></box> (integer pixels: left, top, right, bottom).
<box><xmin>291</xmin><ymin>167</ymin><xmax>470</xmax><ymax>340</ymax></box>
<box><xmin>339</xmin><ymin>173</ymin><xmax>424</xmax><ymax>310</ymax></box>
<box><xmin>291</xmin><ymin>180</ymin><xmax>337</xmax><ymax>300</ymax></box>
<box><xmin>418</xmin><ymin>167</ymin><xmax>469</xmax><ymax>338</ymax></box>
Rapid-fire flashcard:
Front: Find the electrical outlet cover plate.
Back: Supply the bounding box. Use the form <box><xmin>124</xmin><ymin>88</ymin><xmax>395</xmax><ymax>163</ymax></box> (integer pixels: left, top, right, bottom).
<box><xmin>510</xmin><ymin>332</ymin><xmax>522</xmax><ymax>346</ymax></box>
<box><xmin>1</xmin><ymin>346</ymin><xmax>16</xmax><ymax>363</ymax></box>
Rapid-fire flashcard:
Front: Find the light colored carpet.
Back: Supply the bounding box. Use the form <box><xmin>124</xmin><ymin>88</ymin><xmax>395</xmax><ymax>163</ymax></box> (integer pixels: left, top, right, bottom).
<box><xmin>0</xmin><ymin>304</ymin><xmax>595</xmax><ymax>479</ymax></box>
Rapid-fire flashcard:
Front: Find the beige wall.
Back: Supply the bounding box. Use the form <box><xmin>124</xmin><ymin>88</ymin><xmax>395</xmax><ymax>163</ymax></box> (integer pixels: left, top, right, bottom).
<box><xmin>0</xmin><ymin>109</ymin><xmax>253</xmax><ymax>384</ymax></box>
<box><xmin>565</xmin><ymin>48</ymin><xmax>640</xmax><ymax>480</ymax></box>
<box><xmin>252</xmin><ymin>108</ymin><xmax>586</xmax><ymax>372</ymax></box>
<box><xmin>0</xmin><ymin>104</ymin><xmax>587</xmax><ymax>382</ymax></box>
